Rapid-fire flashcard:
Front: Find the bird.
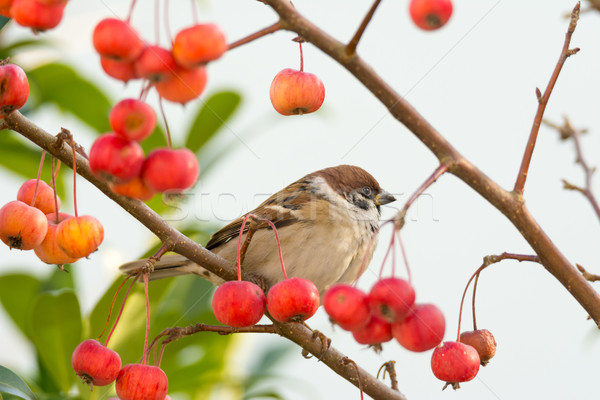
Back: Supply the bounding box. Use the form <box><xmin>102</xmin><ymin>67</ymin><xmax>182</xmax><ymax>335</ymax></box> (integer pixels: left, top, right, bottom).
<box><xmin>120</xmin><ymin>165</ymin><xmax>396</xmax><ymax>294</ymax></box>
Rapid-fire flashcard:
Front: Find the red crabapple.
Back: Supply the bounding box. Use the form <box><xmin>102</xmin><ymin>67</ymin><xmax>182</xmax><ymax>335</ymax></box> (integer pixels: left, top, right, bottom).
<box><xmin>141</xmin><ymin>148</ymin><xmax>199</xmax><ymax>192</ymax></box>
<box><xmin>409</xmin><ymin>0</ymin><xmax>453</xmax><ymax>31</ymax></box>
<box><xmin>392</xmin><ymin>303</ymin><xmax>445</xmax><ymax>352</ymax></box>
<box><xmin>56</xmin><ymin>215</ymin><xmax>104</xmax><ymax>258</ymax></box>
<box><xmin>109</xmin><ymin>174</ymin><xmax>156</xmax><ymax>201</ymax></box>
<box><xmin>134</xmin><ymin>46</ymin><xmax>177</xmax><ymax>83</ymax></box>
<box><xmin>368</xmin><ymin>277</ymin><xmax>415</xmax><ymax>323</ymax></box>
<box><xmin>266</xmin><ymin>277</ymin><xmax>320</xmax><ymax>323</ymax></box>
<box><xmin>100</xmin><ymin>56</ymin><xmax>138</xmax><ymax>83</ymax></box>
<box><xmin>89</xmin><ymin>133</ymin><xmax>145</xmax><ymax>183</ymax></box>
<box><xmin>109</xmin><ymin>99</ymin><xmax>156</xmax><ymax>142</ymax></box>
<box><xmin>0</xmin><ymin>200</ymin><xmax>48</xmax><ymax>250</ymax></box>
<box><xmin>154</xmin><ymin>65</ymin><xmax>207</xmax><ymax>104</ymax></box>
<box><xmin>72</xmin><ymin>339</ymin><xmax>121</xmax><ymax>388</ymax></box>
<box><xmin>351</xmin><ymin>316</ymin><xmax>393</xmax><ymax>346</ymax></box>
<box><xmin>172</xmin><ymin>24</ymin><xmax>227</xmax><ymax>68</ymax></box>
<box><xmin>323</xmin><ymin>284</ymin><xmax>370</xmax><ymax>331</ymax></box>
<box><xmin>116</xmin><ymin>364</ymin><xmax>168</xmax><ymax>400</ymax></box>
<box><xmin>269</xmin><ymin>68</ymin><xmax>325</xmax><ymax>116</ymax></box>
<box><xmin>17</xmin><ymin>179</ymin><xmax>60</xmax><ymax>215</ymax></box>
<box><xmin>431</xmin><ymin>341</ymin><xmax>480</xmax><ymax>389</ymax></box>
<box><xmin>34</xmin><ymin>212</ymin><xmax>79</xmax><ymax>265</ymax></box>
<box><xmin>0</xmin><ymin>60</ymin><xmax>29</xmax><ymax>119</ymax></box>
<box><xmin>11</xmin><ymin>0</ymin><xmax>66</xmax><ymax>31</ymax></box>
<box><xmin>212</xmin><ymin>281</ymin><xmax>266</xmax><ymax>327</ymax></box>
<box><xmin>93</xmin><ymin>18</ymin><xmax>143</xmax><ymax>61</ymax></box>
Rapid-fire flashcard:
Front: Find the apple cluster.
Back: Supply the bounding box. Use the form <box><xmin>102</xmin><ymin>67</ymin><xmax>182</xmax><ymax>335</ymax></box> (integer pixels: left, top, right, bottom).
<box><xmin>212</xmin><ymin>276</ymin><xmax>320</xmax><ymax>327</ymax></box>
<box><xmin>0</xmin><ymin>0</ymin><xmax>69</xmax><ymax>32</ymax></box>
<box><xmin>72</xmin><ymin>339</ymin><xmax>169</xmax><ymax>400</ymax></box>
<box><xmin>0</xmin><ymin>179</ymin><xmax>104</xmax><ymax>264</ymax></box>
<box><xmin>93</xmin><ymin>17</ymin><xmax>226</xmax><ymax>105</ymax></box>
<box><xmin>323</xmin><ymin>278</ymin><xmax>446</xmax><ymax>351</ymax></box>
<box><xmin>89</xmin><ymin>98</ymin><xmax>200</xmax><ymax>199</ymax></box>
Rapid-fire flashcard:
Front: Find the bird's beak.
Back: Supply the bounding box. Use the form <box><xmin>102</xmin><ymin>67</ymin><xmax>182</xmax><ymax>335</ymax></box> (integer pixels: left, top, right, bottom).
<box><xmin>375</xmin><ymin>191</ymin><xmax>396</xmax><ymax>206</ymax></box>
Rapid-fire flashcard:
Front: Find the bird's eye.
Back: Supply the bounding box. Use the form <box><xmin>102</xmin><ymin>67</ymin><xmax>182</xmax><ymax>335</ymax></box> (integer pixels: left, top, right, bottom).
<box><xmin>361</xmin><ymin>186</ymin><xmax>372</xmax><ymax>197</ymax></box>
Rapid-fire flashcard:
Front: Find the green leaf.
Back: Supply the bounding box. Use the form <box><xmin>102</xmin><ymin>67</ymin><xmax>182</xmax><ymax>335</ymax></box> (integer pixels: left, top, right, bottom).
<box><xmin>29</xmin><ymin>290</ymin><xmax>82</xmax><ymax>393</ymax></box>
<box><xmin>0</xmin><ymin>16</ymin><xmax>9</xmax><ymax>33</ymax></box>
<box><xmin>0</xmin><ymin>366</ymin><xmax>38</xmax><ymax>400</ymax></box>
<box><xmin>0</xmin><ymin>39</ymin><xmax>54</xmax><ymax>60</ymax></box>
<box><xmin>27</xmin><ymin>63</ymin><xmax>112</xmax><ymax>133</ymax></box>
<box><xmin>185</xmin><ymin>91</ymin><xmax>241</xmax><ymax>153</ymax></box>
<box><xmin>0</xmin><ymin>274</ymin><xmax>41</xmax><ymax>339</ymax></box>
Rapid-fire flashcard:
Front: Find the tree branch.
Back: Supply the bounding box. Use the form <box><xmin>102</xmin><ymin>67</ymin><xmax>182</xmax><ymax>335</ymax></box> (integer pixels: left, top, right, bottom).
<box><xmin>346</xmin><ymin>0</ymin><xmax>382</xmax><ymax>55</ymax></box>
<box><xmin>265</xmin><ymin>0</ymin><xmax>600</xmax><ymax>327</ymax></box>
<box><xmin>513</xmin><ymin>3</ymin><xmax>581</xmax><ymax>194</ymax></box>
<box><xmin>3</xmin><ymin>110</ymin><xmax>407</xmax><ymax>400</ymax></box>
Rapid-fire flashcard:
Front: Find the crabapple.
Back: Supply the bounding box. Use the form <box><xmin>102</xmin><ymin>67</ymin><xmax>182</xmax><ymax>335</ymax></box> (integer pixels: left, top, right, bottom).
<box><xmin>154</xmin><ymin>65</ymin><xmax>207</xmax><ymax>104</ymax></box>
<box><xmin>392</xmin><ymin>303</ymin><xmax>445</xmax><ymax>352</ymax></box>
<box><xmin>89</xmin><ymin>133</ymin><xmax>144</xmax><ymax>183</ymax></box>
<box><xmin>141</xmin><ymin>148</ymin><xmax>199</xmax><ymax>192</ymax></box>
<box><xmin>93</xmin><ymin>18</ymin><xmax>143</xmax><ymax>61</ymax></box>
<box><xmin>134</xmin><ymin>46</ymin><xmax>177</xmax><ymax>83</ymax></box>
<box><xmin>266</xmin><ymin>277</ymin><xmax>319</xmax><ymax>323</ymax></box>
<box><xmin>11</xmin><ymin>0</ymin><xmax>66</xmax><ymax>31</ymax></box>
<box><xmin>368</xmin><ymin>277</ymin><xmax>415</xmax><ymax>323</ymax></box>
<box><xmin>323</xmin><ymin>284</ymin><xmax>370</xmax><ymax>331</ymax></box>
<box><xmin>72</xmin><ymin>339</ymin><xmax>121</xmax><ymax>388</ymax></box>
<box><xmin>269</xmin><ymin>68</ymin><xmax>325</xmax><ymax>116</ymax></box>
<box><xmin>17</xmin><ymin>179</ymin><xmax>60</xmax><ymax>214</ymax></box>
<box><xmin>431</xmin><ymin>341</ymin><xmax>480</xmax><ymax>389</ymax></box>
<box><xmin>0</xmin><ymin>61</ymin><xmax>29</xmax><ymax>119</ymax></box>
<box><xmin>212</xmin><ymin>281</ymin><xmax>266</xmax><ymax>327</ymax></box>
<box><xmin>56</xmin><ymin>215</ymin><xmax>104</xmax><ymax>258</ymax></box>
<box><xmin>109</xmin><ymin>99</ymin><xmax>156</xmax><ymax>142</ymax></box>
<box><xmin>116</xmin><ymin>364</ymin><xmax>168</xmax><ymax>400</ymax></box>
<box><xmin>460</xmin><ymin>329</ymin><xmax>497</xmax><ymax>366</ymax></box>
<box><xmin>0</xmin><ymin>200</ymin><xmax>47</xmax><ymax>250</ymax></box>
<box><xmin>409</xmin><ymin>0</ymin><xmax>453</xmax><ymax>31</ymax></box>
<box><xmin>172</xmin><ymin>23</ymin><xmax>227</xmax><ymax>68</ymax></box>
<box><xmin>34</xmin><ymin>212</ymin><xmax>79</xmax><ymax>265</ymax></box>
<box><xmin>351</xmin><ymin>316</ymin><xmax>393</xmax><ymax>346</ymax></box>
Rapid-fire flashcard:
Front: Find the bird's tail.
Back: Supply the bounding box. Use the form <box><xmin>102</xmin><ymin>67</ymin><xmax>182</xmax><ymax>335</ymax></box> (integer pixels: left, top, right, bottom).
<box><xmin>119</xmin><ymin>253</ymin><xmax>224</xmax><ymax>285</ymax></box>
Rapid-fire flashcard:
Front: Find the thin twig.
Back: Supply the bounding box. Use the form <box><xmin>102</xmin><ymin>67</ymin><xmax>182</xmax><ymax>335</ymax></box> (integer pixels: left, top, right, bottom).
<box><xmin>346</xmin><ymin>0</ymin><xmax>382</xmax><ymax>55</ymax></box>
<box><xmin>513</xmin><ymin>2</ymin><xmax>581</xmax><ymax>194</ymax></box>
<box><xmin>227</xmin><ymin>22</ymin><xmax>281</xmax><ymax>51</ymax></box>
<box><xmin>377</xmin><ymin>361</ymin><xmax>399</xmax><ymax>391</ymax></box>
<box><xmin>394</xmin><ymin>163</ymin><xmax>449</xmax><ymax>230</ymax></box>
<box><xmin>545</xmin><ymin>117</ymin><xmax>600</xmax><ymax>222</ymax></box>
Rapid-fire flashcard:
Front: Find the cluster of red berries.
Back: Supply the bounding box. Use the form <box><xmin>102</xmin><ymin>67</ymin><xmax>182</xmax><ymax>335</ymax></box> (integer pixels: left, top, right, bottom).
<box><xmin>409</xmin><ymin>0</ymin><xmax>453</xmax><ymax>31</ymax></box>
<box><xmin>0</xmin><ymin>60</ymin><xmax>29</xmax><ymax>119</ymax></box>
<box><xmin>89</xmin><ymin>98</ymin><xmax>199</xmax><ymax>199</ymax></box>
<box><xmin>0</xmin><ymin>178</ymin><xmax>104</xmax><ymax>263</ymax></box>
<box><xmin>0</xmin><ymin>0</ymin><xmax>69</xmax><ymax>32</ymax></box>
<box><xmin>93</xmin><ymin>17</ymin><xmax>226</xmax><ymax>105</ymax></box>
<box><xmin>324</xmin><ymin>278</ymin><xmax>445</xmax><ymax>350</ymax></box>
<box><xmin>212</xmin><ymin>275</ymin><xmax>320</xmax><ymax>327</ymax></box>
<box><xmin>72</xmin><ymin>339</ymin><xmax>169</xmax><ymax>400</ymax></box>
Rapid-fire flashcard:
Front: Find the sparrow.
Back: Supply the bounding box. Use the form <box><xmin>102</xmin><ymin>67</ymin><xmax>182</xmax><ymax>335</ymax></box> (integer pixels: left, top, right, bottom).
<box><xmin>120</xmin><ymin>165</ymin><xmax>396</xmax><ymax>293</ymax></box>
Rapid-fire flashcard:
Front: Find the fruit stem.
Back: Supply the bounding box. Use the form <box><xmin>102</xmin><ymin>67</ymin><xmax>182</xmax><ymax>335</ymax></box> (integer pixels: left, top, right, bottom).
<box><xmin>50</xmin><ymin>157</ymin><xmax>60</xmax><ymax>224</ymax></box>
<box><xmin>378</xmin><ymin>229</ymin><xmax>395</xmax><ymax>278</ymax></box>
<box><xmin>105</xmin><ymin>273</ymin><xmax>140</xmax><ymax>346</ymax></box>
<box><xmin>30</xmin><ymin>150</ymin><xmax>46</xmax><ymax>207</ymax></box>
<box><xmin>126</xmin><ymin>0</ymin><xmax>138</xmax><ymax>23</ymax></box>
<box><xmin>142</xmin><ymin>272</ymin><xmax>150</xmax><ymax>365</ymax></box>
<box><xmin>472</xmin><ymin>271</ymin><xmax>481</xmax><ymax>331</ymax></box>
<box><xmin>164</xmin><ymin>0</ymin><xmax>173</xmax><ymax>44</ymax></box>
<box><xmin>158</xmin><ymin>98</ymin><xmax>173</xmax><ymax>148</ymax></box>
<box><xmin>299</xmin><ymin>40</ymin><xmax>304</xmax><ymax>72</ymax></box>
<box><xmin>99</xmin><ymin>273</ymin><xmax>134</xmax><ymax>343</ymax></box>
<box><xmin>241</xmin><ymin>213</ymin><xmax>288</xmax><ymax>280</ymax></box>
<box><xmin>457</xmin><ymin>264</ymin><xmax>486</xmax><ymax>342</ymax></box>
<box><xmin>396</xmin><ymin>230</ymin><xmax>412</xmax><ymax>283</ymax></box>
<box><xmin>190</xmin><ymin>0</ymin><xmax>198</xmax><ymax>25</ymax></box>
<box><xmin>154</xmin><ymin>0</ymin><xmax>160</xmax><ymax>44</ymax></box>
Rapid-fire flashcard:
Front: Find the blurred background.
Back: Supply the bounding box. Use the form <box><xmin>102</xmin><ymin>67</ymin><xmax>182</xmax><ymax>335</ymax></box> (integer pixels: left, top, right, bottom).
<box><xmin>0</xmin><ymin>0</ymin><xmax>599</xmax><ymax>399</ymax></box>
